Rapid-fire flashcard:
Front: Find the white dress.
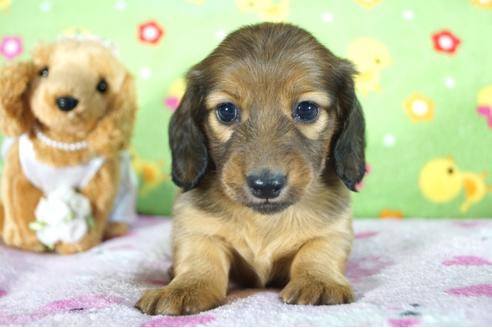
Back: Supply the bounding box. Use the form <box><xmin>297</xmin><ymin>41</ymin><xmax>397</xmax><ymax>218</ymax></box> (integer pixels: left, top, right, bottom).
<box><xmin>2</xmin><ymin>134</ymin><xmax>137</xmax><ymax>224</ymax></box>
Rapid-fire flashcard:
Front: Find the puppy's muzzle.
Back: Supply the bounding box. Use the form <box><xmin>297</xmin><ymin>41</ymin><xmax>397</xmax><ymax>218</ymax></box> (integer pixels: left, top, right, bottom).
<box><xmin>247</xmin><ymin>170</ymin><xmax>286</xmax><ymax>200</ymax></box>
<box><xmin>56</xmin><ymin>96</ymin><xmax>79</xmax><ymax>112</ymax></box>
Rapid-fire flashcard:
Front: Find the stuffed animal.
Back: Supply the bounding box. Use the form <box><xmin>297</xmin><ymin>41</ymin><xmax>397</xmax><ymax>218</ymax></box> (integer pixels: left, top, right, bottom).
<box><xmin>0</xmin><ymin>39</ymin><xmax>138</xmax><ymax>254</ymax></box>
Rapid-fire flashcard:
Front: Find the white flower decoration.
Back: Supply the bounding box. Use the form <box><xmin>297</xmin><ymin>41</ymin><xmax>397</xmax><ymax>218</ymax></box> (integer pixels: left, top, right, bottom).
<box><xmin>30</xmin><ymin>185</ymin><xmax>93</xmax><ymax>249</ymax></box>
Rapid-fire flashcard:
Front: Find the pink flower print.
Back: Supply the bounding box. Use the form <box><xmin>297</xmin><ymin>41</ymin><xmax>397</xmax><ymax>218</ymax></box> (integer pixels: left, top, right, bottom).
<box><xmin>477</xmin><ymin>106</ymin><xmax>492</xmax><ymax>128</ymax></box>
<box><xmin>0</xmin><ymin>36</ymin><xmax>23</xmax><ymax>60</ymax></box>
<box><xmin>164</xmin><ymin>96</ymin><xmax>180</xmax><ymax>111</ymax></box>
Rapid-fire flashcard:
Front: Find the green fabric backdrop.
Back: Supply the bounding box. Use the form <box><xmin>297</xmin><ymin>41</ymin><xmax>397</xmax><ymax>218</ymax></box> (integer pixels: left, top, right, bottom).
<box><xmin>1</xmin><ymin>0</ymin><xmax>491</xmax><ymax>218</ymax></box>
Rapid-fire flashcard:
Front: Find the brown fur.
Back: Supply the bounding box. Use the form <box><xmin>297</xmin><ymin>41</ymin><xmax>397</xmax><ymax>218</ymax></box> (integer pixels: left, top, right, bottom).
<box><xmin>136</xmin><ymin>23</ymin><xmax>365</xmax><ymax>315</ymax></box>
<box><xmin>0</xmin><ymin>40</ymin><xmax>137</xmax><ymax>253</ymax></box>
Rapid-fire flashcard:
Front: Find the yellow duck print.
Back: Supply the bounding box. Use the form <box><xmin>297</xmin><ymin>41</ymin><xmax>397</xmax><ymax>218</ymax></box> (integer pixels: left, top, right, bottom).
<box><xmin>354</xmin><ymin>0</ymin><xmax>382</xmax><ymax>9</ymax></box>
<box><xmin>130</xmin><ymin>148</ymin><xmax>168</xmax><ymax>196</ymax></box>
<box><xmin>347</xmin><ymin>38</ymin><xmax>391</xmax><ymax>96</ymax></box>
<box><xmin>186</xmin><ymin>0</ymin><xmax>207</xmax><ymax>5</ymax></box>
<box><xmin>236</xmin><ymin>0</ymin><xmax>289</xmax><ymax>22</ymax></box>
<box><xmin>419</xmin><ymin>158</ymin><xmax>491</xmax><ymax>212</ymax></box>
<box><xmin>471</xmin><ymin>0</ymin><xmax>492</xmax><ymax>9</ymax></box>
<box><xmin>0</xmin><ymin>0</ymin><xmax>11</xmax><ymax>11</ymax></box>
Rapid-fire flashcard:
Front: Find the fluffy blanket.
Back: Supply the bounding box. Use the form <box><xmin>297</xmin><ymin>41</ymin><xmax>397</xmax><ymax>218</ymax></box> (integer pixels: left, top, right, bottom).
<box><xmin>0</xmin><ymin>217</ymin><xmax>491</xmax><ymax>326</ymax></box>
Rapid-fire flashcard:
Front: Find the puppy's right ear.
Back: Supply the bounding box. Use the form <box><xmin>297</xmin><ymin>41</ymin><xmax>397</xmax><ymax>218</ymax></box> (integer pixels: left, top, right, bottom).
<box><xmin>169</xmin><ymin>72</ymin><xmax>209</xmax><ymax>191</ymax></box>
<box><xmin>0</xmin><ymin>61</ymin><xmax>36</xmax><ymax>136</ymax></box>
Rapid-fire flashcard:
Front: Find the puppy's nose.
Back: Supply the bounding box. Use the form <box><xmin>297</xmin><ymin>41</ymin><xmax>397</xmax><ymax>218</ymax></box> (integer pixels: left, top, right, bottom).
<box><xmin>247</xmin><ymin>171</ymin><xmax>286</xmax><ymax>200</ymax></box>
<box><xmin>56</xmin><ymin>96</ymin><xmax>79</xmax><ymax>112</ymax></box>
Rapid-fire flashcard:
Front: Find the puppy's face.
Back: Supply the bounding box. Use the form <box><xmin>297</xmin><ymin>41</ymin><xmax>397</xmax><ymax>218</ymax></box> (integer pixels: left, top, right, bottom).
<box><xmin>29</xmin><ymin>40</ymin><xmax>127</xmax><ymax>136</ymax></box>
<box><xmin>170</xmin><ymin>23</ymin><xmax>365</xmax><ymax>214</ymax></box>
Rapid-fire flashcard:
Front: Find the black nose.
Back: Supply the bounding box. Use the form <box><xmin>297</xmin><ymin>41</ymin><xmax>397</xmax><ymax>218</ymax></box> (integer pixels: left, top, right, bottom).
<box><xmin>247</xmin><ymin>171</ymin><xmax>286</xmax><ymax>200</ymax></box>
<box><xmin>56</xmin><ymin>96</ymin><xmax>79</xmax><ymax>112</ymax></box>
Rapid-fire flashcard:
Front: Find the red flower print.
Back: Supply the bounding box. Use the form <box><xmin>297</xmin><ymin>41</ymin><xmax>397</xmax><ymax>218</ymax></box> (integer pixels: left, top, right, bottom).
<box><xmin>432</xmin><ymin>30</ymin><xmax>461</xmax><ymax>54</ymax></box>
<box><xmin>138</xmin><ymin>21</ymin><xmax>164</xmax><ymax>44</ymax></box>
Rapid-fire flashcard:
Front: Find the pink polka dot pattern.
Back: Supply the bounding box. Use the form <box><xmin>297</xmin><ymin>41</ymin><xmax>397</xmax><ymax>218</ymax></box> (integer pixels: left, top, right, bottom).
<box><xmin>355</xmin><ymin>230</ymin><xmax>379</xmax><ymax>239</ymax></box>
<box><xmin>442</xmin><ymin>256</ymin><xmax>491</xmax><ymax>266</ymax></box>
<box><xmin>446</xmin><ymin>284</ymin><xmax>492</xmax><ymax>297</ymax></box>
<box><xmin>388</xmin><ymin>318</ymin><xmax>421</xmax><ymax>327</ymax></box>
<box><xmin>141</xmin><ymin>314</ymin><xmax>215</xmax><ymax>327</ymax></box>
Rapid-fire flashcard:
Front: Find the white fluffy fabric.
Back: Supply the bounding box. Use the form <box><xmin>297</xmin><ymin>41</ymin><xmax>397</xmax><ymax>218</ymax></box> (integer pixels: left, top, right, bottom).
<box><xmin>0</xmin><ymin>217</ymin><xmax>491</xmax><ymax>326</ymax></box>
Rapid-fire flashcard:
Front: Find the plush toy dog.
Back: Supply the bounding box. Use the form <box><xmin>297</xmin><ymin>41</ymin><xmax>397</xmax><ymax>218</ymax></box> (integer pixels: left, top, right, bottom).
<box><xmin>0</xmin><ymin>39</ymin><xmax>138</xmax><ymax>254</ymax></box>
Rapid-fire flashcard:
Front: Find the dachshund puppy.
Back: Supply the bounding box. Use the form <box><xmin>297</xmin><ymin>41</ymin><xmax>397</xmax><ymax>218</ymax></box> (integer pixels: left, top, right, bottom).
<box><xmin>137</xmin><ymin>22</ymin><xmax>365</xmax><ymax>315</ymax></box>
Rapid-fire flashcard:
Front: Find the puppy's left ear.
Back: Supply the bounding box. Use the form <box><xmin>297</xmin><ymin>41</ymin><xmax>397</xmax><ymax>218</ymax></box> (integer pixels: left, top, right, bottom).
<box><xmin>332</xmin><ymin>60</ymin><xmax>366</xmax><ymax>192</ymax></box>
<box><xmin>88</xmin><ymin>71</ymin><xmax>137</xmax><ymax>156</ymax></box>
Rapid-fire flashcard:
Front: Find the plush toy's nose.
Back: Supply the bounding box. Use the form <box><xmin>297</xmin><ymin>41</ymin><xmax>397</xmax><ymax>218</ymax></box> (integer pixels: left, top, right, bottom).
<box><xmin>56</xmin><ymin>96</ymin><xmax>79</xmax><ymax>112</ymax></box>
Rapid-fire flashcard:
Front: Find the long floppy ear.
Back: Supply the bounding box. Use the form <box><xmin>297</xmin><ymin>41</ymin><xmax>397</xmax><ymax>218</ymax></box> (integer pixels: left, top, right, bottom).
<box><xmin>88</xmin><ymin>72</ymin><xmax>137</xmax><ymax>156</ymax></box>
<box><xmin>0</xmin><ymin>61</ymin><xmax>36</xmax><ymax>136</ymax></box>
<box><xmin>332</xmin><ymin>60</ymin><xmax>366</xmax><ymax>192</ymax></box>
<box><xmin>169</xmin><ymin>72</ymin><xmax>209</xmax><ymax>191</ymax></box>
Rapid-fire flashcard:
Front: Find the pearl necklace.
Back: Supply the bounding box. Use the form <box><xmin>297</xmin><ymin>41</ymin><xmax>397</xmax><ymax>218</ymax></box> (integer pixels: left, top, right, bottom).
<box><xmin>34</xmin><ymin>128</ymin><xmax>88</xmax><ymax>152</ymax></box>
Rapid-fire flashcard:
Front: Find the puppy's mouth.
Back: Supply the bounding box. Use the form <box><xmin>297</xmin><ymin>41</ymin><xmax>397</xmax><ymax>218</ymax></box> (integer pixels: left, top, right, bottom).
<box><xmin>246</xmin><ymin>200</ymin><xmax>292</xmax><ymax>215</ymax></box>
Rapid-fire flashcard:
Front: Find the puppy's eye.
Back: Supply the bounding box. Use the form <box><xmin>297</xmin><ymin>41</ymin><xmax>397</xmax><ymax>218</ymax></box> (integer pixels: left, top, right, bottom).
<box><xmin>38</xmin><ymin>67</ymin><xmax>49</xmax><ymax>77</ymax></box>
<box><xmin>293</xmin><ymin>101</ymin><xmax>319</xmax><ymax>122</ymax></box>
<box><xmin>96</xmin><ymin>78</ymin><xmax>108</xmax><ymax>94</ymax></box>
<box><xmin>216</xmin><ymin>102</ymin><xmax>239</xmax><ymax>124</ymax></box>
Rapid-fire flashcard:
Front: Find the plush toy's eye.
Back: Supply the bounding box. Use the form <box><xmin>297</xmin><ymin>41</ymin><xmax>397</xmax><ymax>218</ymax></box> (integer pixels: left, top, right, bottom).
<box><xmin>216</xmin><ymin>102</ymin><xmax>240</xmax><ymax>124</ymax></box>
<box><xmin>293</xmin><ymin>101</ymin><xmax>319</xmax><ymax>122</ymax></box>
<box><xmin>96</xmin><ymin>78</ymin><xmax>108</xmax><ymax>94</ymax></box>
<box><xmin>38</xmin><ymin>67</ymin><xmax>49</xmax><ymax>77</ymax></box>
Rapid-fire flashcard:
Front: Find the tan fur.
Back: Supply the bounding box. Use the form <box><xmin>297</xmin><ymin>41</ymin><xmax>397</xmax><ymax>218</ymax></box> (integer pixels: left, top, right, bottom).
<box><xmin>0</xmin><ymin>40</ymin><xmax>137</xmax><ymax>253</ymax></box>
<box><xmin>137</xmin><ymin>179</ymin><xmax>354</xmax><ymax>314</ymax></box>
<box><xmin>208</xmin><ymin>113</ymin><xmax>234</xmax><ymax>143</ymax></box>
<box><xmin>137</xmin><ymin>23</ymin><xmax>365</xmax><ymax>315</ymax></box>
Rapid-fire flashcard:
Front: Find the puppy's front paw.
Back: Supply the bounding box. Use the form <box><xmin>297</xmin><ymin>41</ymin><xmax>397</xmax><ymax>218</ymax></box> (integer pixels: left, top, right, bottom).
<box><xmin>280</xmin><ymin>277</ymin><xmax>354</xmax><ymax>305</ymax></box>
<box><xmin>135</xmin><ymin>282</ymin><xmax>223</xmax><ymax>315</ymax></box>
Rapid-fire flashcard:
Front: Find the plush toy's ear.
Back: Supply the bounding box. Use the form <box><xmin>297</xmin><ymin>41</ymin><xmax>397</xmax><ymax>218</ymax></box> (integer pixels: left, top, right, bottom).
<box><xmin>88</xmin><ymin>71</ymin><xmax>137</xmax><ymax>156</ymax></box>
<box><xmin>31</xmin><ymin>42</ymin><xmax>54</xmax><ymax>66</ymax></box>
<box><xmin>331</xmin><ymin>60</ymin><xmax>366</xmax><ymax>192</ymax></box>
<box><xmin>0</xmin><ymin>61</ymin><xmax>36</xmax><ymax>136</ymax></box>
<box><xmin>168</xmin><ymin>71</ymin><xmax>209</xmax><ymax>191</ymax></box>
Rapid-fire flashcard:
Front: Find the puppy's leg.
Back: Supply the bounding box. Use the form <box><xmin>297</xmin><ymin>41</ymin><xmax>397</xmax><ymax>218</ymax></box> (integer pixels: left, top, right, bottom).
<box><xmin>136</xmin><ymin>236</ymin><xmax>230</xmax><ymax>315</ymax></box>
<box><xmin>55</xmin><ymin>159</ymin><xmax>119</xmax><ymax>254</ymax></box>
<box><xmin>1</xmin><ymin>142</ymin><xmax>44</xmax><ymax>252</ymax></box>
<box><xmin>280</xmin><ymin>235</ymin><xmax>354</xmax><ymax>305</ymax></box>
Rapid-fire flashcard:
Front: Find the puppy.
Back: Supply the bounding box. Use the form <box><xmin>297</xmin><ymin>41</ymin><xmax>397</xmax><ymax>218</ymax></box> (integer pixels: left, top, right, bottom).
<box><xmin>137</xmin><ymin>22</ymin><xmax>365</xmax><ymax>315</ymax></box>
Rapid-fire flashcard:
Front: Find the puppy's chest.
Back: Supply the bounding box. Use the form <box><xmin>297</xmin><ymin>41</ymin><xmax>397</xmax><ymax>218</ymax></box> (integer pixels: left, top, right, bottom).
<box><xmin>224</xmin><ymin>216</ymin><xmax>320</xmax><ymax>287</ymax></box>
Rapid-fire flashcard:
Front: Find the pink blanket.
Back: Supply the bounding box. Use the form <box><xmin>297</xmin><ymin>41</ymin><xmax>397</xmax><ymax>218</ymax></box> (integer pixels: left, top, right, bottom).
<box><xmin>1</xmin><ymin>217</ymin><xmax>491</xmax><ymax>326</ymax></box>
